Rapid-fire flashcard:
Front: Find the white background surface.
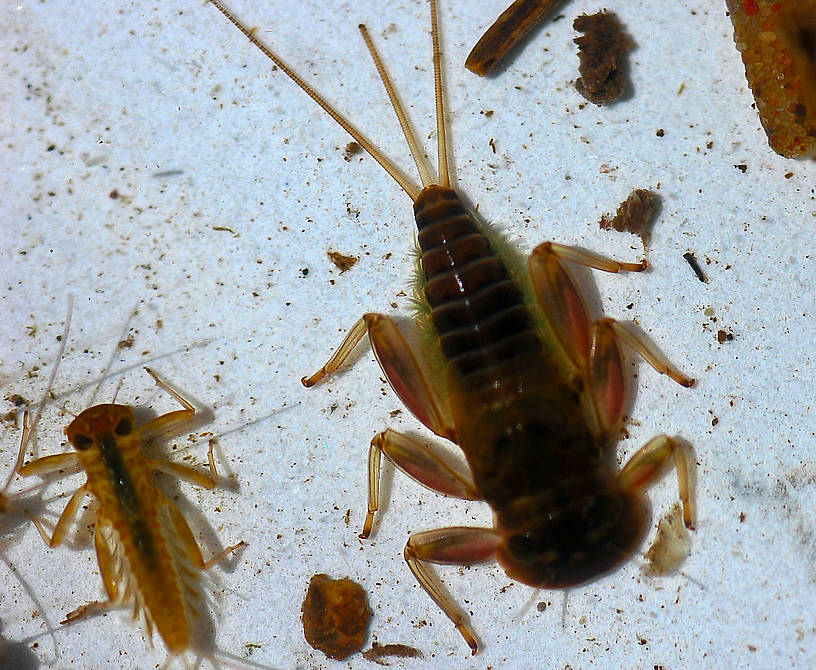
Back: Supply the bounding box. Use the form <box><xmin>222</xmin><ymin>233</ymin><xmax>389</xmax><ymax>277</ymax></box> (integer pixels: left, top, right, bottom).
<box><xmin>1</xmin><ymin>0</ymin><xmax>815</xmax><ymax>668</ymax></box>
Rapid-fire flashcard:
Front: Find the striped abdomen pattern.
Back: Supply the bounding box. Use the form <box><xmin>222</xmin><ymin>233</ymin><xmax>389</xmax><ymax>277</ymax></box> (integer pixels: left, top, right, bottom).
<box><xmin>414</xmin><ymin>185</ymin><xmax>541</xmax><ymax>388</ymax></box>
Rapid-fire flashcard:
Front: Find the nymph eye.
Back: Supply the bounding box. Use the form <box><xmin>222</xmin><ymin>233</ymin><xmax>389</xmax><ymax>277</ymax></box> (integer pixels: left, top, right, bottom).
<box><xmin>72</xmin><ymin>433</ymin><xmax>93</xmax><ymax>450</ymax></box>
<box><xmin>114</xmin><ymin>417</ymin><xmax>133</xmax><ymax>436</ymax></box>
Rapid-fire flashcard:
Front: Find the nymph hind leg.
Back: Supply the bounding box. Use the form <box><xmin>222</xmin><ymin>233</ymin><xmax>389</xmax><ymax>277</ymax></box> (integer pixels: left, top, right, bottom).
<box><xmin>618</xmin><ymin>435</ymin><xmax>695</xmax><ymax>529</ymax></box>
<box><xmin>528</xmin><ymin>243</ymin><xmax>695</xmax><ymax>528</ymax></box>
<box><xmin>62</xmin><ymin>522</ymin><xmax>120</xmax><ymax>625</ymax></box>
<box><xmin>302</xmin><ymin>313</ymin><xmax>456</xmax><ymax>441</ymax></box>
<box><xmin>14</xmin><ymin>476</ymin><xmax>89</xmax><ymax>548</ymax></box>
<box><xmin>15</xmin><ymin>411</ymin><xmax>84</xmax><ymax>545</ymax></box>
<box><xmin>148</xmin><ymin>437</ymin><xmax>220</xmax><ymax>491</ymax></box>
<box><xmin>403</xmin><ymin>526</ymin><xmax>503</xmax><ymax>654</ymax></box>
<box><xmin>160</xmin><ymin>494</ymin><xmax>245</xmax><ymax>571</ymax></box>
<box><xmin>361</xmin><ymin>428</ymin><xmax>481</xmax><ymax>538</ymax></box>
<box><xmin>528</xmin><ymin>242</ymin><xmax>693</xmax><ymax>435</ymax></box>
<box><xmin>302</xmin><ymin>317</ymin><xmax>482</xmax><ymax>536</ymax></box>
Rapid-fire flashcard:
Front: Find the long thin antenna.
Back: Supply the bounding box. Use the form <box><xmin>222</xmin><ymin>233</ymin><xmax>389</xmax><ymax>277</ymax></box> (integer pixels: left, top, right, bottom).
<box><xmin>4</xmin><ymin>296</ymin><xmax>73</xmax><ymax>491</ymax></box>
<box><xmin>209</xmin><ymin>0</ymin><xmax>423</xmax><ymax>201</ymax></box>
<box><xmin>430</xmin><ymin>0</ymin><xmax>450</xmax><ymax>188</ymax></box>
<box><xmin>358</xmin><ymin>25</ymin><xmax>436</xmax><ymax>190</ymax></box>
<box><xmin>90</xmin><ymin>305</ymin><xmax>137</xmax><ymax>406</ymax></box>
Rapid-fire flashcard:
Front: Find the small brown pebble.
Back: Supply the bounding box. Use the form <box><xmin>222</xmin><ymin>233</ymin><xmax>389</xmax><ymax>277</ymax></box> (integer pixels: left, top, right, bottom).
<box><xmin>301</xmin><ymin>574</ymin><xmax>371</xmax><ymax>661</ymax></box>
<box><xmin>573</xmin><ymin>11</ymin><xmax>633</xmax><ymax>105</ymax></box>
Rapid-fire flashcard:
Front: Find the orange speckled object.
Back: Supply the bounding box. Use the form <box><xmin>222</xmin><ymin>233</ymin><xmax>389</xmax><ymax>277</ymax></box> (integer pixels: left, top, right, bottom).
<box><xmin>301</xmin><ymin>574</ymin><xmax>372</xmax><ymax>660</ymax></box>
<box><xmin>725</xmin><ymin>0</ymin><xmax>816</xmax><ymax>158</ymax></box>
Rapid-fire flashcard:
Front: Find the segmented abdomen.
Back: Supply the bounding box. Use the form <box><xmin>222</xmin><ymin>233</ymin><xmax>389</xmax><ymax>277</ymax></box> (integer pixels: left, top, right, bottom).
<box><xmin>414</xmin><ymin>185</ymin><xmax>541</xmax><ymax>390</ymax></box>
<box><xmin>86</xmin><ymin>454</ymin><xmax>194</xmax><ymax>654</ymax></box>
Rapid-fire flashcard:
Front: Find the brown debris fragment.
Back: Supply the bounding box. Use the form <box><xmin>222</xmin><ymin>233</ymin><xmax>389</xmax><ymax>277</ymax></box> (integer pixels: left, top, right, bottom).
<box><xmin>301</xmin><ymin>574</ymin><xmax>371</xmax><ymax>661</ymax></box>
<box><xmin>642</xmin><ymin>502</ymin><xmax>691</xmax><ymax>575</ymax></box>
<box><xmin>573</xmin><ymin>11</ymin><xmax>633</xmax><ymax>105</ymax></box>
<box><xmin>1</xmin><ymin>411</ymin><xmax>19</xmax><ymax>429</ymax></box>
<box><xmin>465</xmin><ymin>0</ymin><xmax>567</xmax><ymax>76</ymax></box>
<box><xmin>5</xmin><ymin>394</ymin><xmax>28</xmax><ymax>407</ymax></box>
<box><xmin>117</xmin><ymin>334</ymin><xmax>135</xmax><ymax>349</ymax></box>
<box><xmin>725</xmin><ymin>0</ymin><xmax>816</xmax><ymax>158</ymax></box>
<box><xmin>327</xmin><ymin>250</ymin><xmax>359</xmax><ymax>273</ymax></box>
<box><xmin>599</xmin><ymin>189</ymin><xmax>658</xmax><ymax>244</ymax></box>
<box><xmin>343</xmin><ymin>141</ymin><xmax>363</xmax><ymax>161</ymax></box>
<box><xmin>362</xmin><ymin>641</ymin><xmax>423</xmax><ymax>665</ymax></box>
<box><xmin>717</xmin><ymin>329</ymin><xmax>734</xmax><ymax>344</ymax></box>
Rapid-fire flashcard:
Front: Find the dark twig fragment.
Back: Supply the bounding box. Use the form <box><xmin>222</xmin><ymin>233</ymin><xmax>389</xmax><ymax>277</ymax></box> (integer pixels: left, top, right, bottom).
<box><xmin>465</xmin><ymin>0</ymin><xmax>568</xmax><ymax>76</ymax></box>
<box><xmin>682</xmin><ymin>252</ymin><xmax>708</xmax><ymax>284</ymax></box>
